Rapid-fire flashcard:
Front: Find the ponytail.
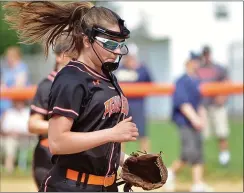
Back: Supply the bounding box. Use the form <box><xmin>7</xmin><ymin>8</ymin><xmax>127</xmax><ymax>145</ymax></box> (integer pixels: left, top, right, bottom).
<box><xmin>4</xmin><ymin>1</ymin><xmax>122</xmax><ymax>57</ymax></box>
<box><xmin>3</xmin><ymin>1</ymin><xmax>94</xmax><ymax>56</ymax></box>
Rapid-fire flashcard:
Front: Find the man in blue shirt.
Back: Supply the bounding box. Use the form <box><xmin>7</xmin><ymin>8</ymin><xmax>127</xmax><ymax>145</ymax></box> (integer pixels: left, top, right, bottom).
<box><xmin>165</xmin><ymin>52</ymin><xmax>212</xmax><ymax>192</ymax></box>
<box><xmin>115</xmin><ymin>43</ymin><xmax>152</xmax><ymax>152</ymax></box>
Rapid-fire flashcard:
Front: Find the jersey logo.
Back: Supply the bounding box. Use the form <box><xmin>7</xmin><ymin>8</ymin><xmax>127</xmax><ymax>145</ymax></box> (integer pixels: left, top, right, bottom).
<box><xmin>103</xmin><ymin>95</ymin><xmax>129</xmax><ymax>119</ymax></box>
<box><xmin>93</xmin><ymin>79</ymin><xmax>100</xmax><ymax>85</ymax></box>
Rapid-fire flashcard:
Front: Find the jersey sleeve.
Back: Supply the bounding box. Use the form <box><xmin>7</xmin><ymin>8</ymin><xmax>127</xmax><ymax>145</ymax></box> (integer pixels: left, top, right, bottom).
<box><xmin>48</xmin><ymin>73</ymin><xmax>85</xmax><ymax>120</ymax></box>
<box><xmin>30</xmin><ymin>80</ymin><xmax>50</xmax><ymax>116</ymax></box>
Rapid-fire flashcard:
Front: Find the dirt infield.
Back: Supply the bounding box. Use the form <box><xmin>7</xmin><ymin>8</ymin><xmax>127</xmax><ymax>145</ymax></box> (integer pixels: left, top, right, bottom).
<box><xmin>0</xmin><ymin>177</ymin><xmax>243</xmax><ymax>192</ymax></box>
<box><xmin>1</xmin><ymin>178</ymin><xmax>37</xmax><ymax>192</ymax></box>
<box><xmin>121</xmin><ymin>181</ymin><xmax>243</xmax><ymax>192</ymax></box>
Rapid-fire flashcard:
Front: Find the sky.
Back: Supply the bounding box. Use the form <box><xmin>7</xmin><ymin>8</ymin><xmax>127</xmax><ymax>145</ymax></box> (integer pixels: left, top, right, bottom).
<box><xmin>115</xmin><ymin>1</ymin><xmax>243</xmax><ymax>40</ymax></box>
<box><xmin>114</xmin><ymin>1</ymin><xmax>243</xmax><ymax>66</ymax></box>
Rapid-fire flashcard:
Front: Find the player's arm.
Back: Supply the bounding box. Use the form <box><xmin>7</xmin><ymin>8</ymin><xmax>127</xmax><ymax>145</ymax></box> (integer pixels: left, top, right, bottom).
<box><xmin>28</xmin><ymin>113</ymin><xmax>48</xmax><ymax>134</ymax></box>
<box><xmin>49</xmin><ymin>115</ymin><xmax>113</xmax><ymax>155</ymax></box>
<box><xmin>28</xmin><ymin>81</ymin><xmax>49</xmax><ymax>134</ymax></box>
<box><xmin>47</xmin><ymin>72</ymin><xmax>109</xmax><ymax>155</ymax></box>
<box><xmin>48</xmin><ymin>116</ymin><xmax>137</xmax><ymax>155</ymax></box>
<box><xmin>48</xmin><ymin>72</ymin><xmax>138</xmax><ymax>155</ymax></box>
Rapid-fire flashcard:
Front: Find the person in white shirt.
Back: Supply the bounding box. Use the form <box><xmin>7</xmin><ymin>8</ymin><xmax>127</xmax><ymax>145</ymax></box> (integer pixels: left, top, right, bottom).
<box><xmin>1</xmin><ymin>100</ymin><xmax>30</xmax><ymax>173</ymax></box>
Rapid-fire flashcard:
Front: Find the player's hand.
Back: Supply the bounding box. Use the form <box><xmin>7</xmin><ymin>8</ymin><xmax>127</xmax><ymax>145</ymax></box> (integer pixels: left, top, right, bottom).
<box><xmin>110</xmin><ymin>116</ymin><xmax>139</xmax><ymax>142</ymax></box>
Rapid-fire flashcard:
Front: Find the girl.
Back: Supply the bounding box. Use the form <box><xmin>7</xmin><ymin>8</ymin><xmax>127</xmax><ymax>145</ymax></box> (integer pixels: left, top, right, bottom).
<box><xmin>4</xmin><ymin>1</ymin><xmax>138</xmax><ymax>192</ymax></box>
<box><xmin>28</xmin><ymin>35</ymin><xmax>76</xmax><ymax>189</ymax></box>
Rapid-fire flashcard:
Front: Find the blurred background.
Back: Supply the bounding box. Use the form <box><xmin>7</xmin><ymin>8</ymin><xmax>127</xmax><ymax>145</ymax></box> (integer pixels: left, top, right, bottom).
<box><xmin>0</xmin><ymin>1</ymin><xmax>243</xmax><ymax>192</ymax></box>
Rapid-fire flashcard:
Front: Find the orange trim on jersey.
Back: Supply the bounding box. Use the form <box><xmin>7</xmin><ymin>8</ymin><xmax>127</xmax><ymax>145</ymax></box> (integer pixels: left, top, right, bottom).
<box><xmin>47</xmin><ymin>71</ymin><xmax>57</xmax><ymax>82</ymax></box>
<box><xmin>47</xmin><ymin>75</ymin><xmax>54</xmax><ymax>82</ymax></box>
<box><xmin>66</xmin><ymin>169</ymin><xmax>116</xmax><ymax>187</ymax></box>
<box><xmin>67</xmin><ymin>65</ymin><xmax>96</xmax><ymax>81</ymax></box>
<box><xmin>51</xmin><ymin>71</ymin><xmax>57</xmax><ymax>76</ymax></box>
<box><xmin>66</xmin><ymin>64</ymin><xmax>85</xmax><ymax>73</ymax></box>
<box><xmin>44</xmin><ymin>176</ymin><xmax>51</xmax><ymax>192</ymax></box>
<box><xmin>71</xmin><ymin>60</ymin><xmax>110</xmax><ymax>81</ymax></box>
<box><xmin>48</xmin><ymin>106</ymin><xmax>79</xmax><ymax>117</ymax></box>
<box><xmin>31</xmin><ymin>105</ymin><xmax>48</xmax><ymax>115</ymax></box>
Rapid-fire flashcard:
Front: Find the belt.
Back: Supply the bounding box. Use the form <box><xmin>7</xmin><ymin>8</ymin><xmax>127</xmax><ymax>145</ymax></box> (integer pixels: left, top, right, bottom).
<box><xmin>40</xmin><ymin>138</ymin><xmax>49</xmax><ymax>147</ymax></box>
<box><xmin>66</xmin><ymin>169</ymin><xmax>116</xmax><ymax>187</ymax></box>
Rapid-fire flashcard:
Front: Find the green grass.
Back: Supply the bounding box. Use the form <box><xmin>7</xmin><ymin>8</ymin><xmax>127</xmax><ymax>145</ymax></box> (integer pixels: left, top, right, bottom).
<box><xmin>1</xmin><ymin>119</ymin><xmax>243</xmax><ymax>182</ymax></box>
<box><xmin>124</xmin><ymin>119</ymin><xmax>243</xmax><ymax>182</ymax></box>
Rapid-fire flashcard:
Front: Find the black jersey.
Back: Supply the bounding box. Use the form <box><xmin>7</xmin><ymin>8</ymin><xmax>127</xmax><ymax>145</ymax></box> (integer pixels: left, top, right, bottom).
<box><xmin>48</xmin><ymin>60</ymin><xmax>129</xmax><ymax>176</ymax></box>
<box><xmin>30</xmin><ymin>71</ymin><xmax>56</xmax><ymax>172</ymax></box>
<box><xmin>30</xmin><ymin>71</ymin><xmax>57</xmax><ymax>141</ymax></box>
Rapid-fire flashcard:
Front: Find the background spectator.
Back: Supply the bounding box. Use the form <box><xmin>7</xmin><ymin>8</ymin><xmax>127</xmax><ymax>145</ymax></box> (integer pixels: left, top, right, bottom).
<box><xmin>166</xmin><ymin>53</ymin><xmax>212</xmax><ymax>192</ymax></box>
<box><xmin>1</xmin><ymin>100</ymin><xmax>30</xmax><ymax>173</ymax></box>
<box><xmin>0</xmin><ymin>46</ymin><xmax>30</xmax><ymax>118</ymax></box>
<box><xmin>197</xmin><ymin>46</ymin><xmax>231</xmax><ymax>166</ymax></box>
<box><xmin>115</xmin><ymin>43</ymin><xmax>153</xmax><ymax>152</ymax></box>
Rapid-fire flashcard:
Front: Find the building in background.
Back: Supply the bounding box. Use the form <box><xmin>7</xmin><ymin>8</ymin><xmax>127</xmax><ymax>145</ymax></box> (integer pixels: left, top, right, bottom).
<box><xmin>0</xmin><ymin>2</ymin><xmax>242</xmax><ymax>119</ymax></box>
<box><xmin>115</xmin><ymin>1</ymin><xmax>243</xmax><ymax>119</ymax></box>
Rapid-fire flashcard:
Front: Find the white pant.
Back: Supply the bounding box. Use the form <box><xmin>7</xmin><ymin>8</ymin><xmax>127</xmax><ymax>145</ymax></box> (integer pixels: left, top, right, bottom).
<box><xmin>1</xmin><ymin>136</ymin><xmax>19</xmax><ymax>158</ymax></box>
<box><xmin>203</xmin><ymin>105</ymin><xmax>230</xmax><ymax>139</ymax></box>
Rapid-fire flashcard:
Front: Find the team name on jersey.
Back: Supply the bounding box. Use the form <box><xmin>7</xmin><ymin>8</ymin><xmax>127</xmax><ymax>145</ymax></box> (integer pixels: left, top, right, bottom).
<box><xmin>103</xmin><ymin>95</ymin><xmax>129</xmax><ymax>119</ymax></box>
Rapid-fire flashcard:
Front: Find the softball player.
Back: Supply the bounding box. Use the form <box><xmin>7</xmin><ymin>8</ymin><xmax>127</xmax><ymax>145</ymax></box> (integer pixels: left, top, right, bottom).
<box><xmin>4</xmin><ymin>1</ymin><xmax>138</xmax><ymax>192</ymax></box>
<box><xmin>28</xmin><ymin>36</ymin><xmax>76</xmax><ymax>189</ymax></box>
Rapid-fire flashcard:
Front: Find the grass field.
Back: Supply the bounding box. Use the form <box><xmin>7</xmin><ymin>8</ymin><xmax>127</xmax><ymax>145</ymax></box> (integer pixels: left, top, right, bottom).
<box><xmin>124</xmin><ymin>119</ymin><xmax>243</xmax><ymax>182</ymax></box>
<box><xmin>0</xmin><ymin>118</ymin><xmax>243</xmax><ymax>192</ymax></box>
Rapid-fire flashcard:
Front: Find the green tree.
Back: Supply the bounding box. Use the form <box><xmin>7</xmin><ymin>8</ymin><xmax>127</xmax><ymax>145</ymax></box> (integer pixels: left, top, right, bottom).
<box><xmin>0</xmin><ymin>2</ymin><xmax>42</xmax><ymax>56</ymax></box>
<box><xmin>0</xmin><ymin>1</ymin><xmax>103</xmax><ymax>56</ymax></box>
<box><xmin>0</xmin><ymin>2</ymin><xmax>19</xmax><ymax>56</ymax></box>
